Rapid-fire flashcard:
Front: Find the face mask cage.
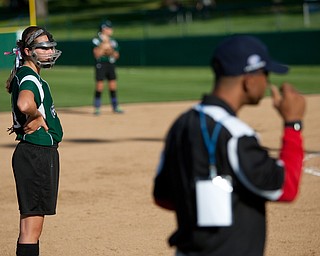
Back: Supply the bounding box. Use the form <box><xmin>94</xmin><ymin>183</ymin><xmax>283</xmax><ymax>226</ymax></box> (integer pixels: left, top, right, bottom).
<box><xmin>30</xmin><ymin>41</ymin><xmax>62</xmax><ymax>69</ymax></box>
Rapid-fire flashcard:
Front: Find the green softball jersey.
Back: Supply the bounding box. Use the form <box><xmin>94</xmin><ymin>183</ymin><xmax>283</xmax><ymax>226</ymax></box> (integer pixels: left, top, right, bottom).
<box><xmin>10</xmin><ymin>66</ymin><xmax>63</xmax><ymax>146</ymax></box>
<box><xmin>92</xmin><ymin>34</ymin><xmax>119</xmax><ymax>63</ymax></box>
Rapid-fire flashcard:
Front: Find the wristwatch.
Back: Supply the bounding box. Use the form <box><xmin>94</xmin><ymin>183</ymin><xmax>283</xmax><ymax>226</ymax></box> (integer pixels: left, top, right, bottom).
<box><xmin>285</xmin><ymin>121</ymin><xmax>303</xmax><ymax>131</ymax></box>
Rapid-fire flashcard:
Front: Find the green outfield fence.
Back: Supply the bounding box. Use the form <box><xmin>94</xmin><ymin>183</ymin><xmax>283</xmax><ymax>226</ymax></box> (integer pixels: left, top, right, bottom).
<box><xmin>1</xmin><ymin>30</ymin><xmax>320</xmax><ymax>69</ymax></box>
<box><xmin>0</xmin><ymin>32</ymin><xmax>17</xmax><ymax>69</ymax></box>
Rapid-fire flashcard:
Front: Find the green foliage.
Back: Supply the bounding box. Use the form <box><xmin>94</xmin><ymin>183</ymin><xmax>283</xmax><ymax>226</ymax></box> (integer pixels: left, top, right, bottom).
<box><xmin>1</xmin><ymin>65</ymin><xmax>319</xmax><ymax>112</ymax></box>
<box><xmin>44</xmin><ymin>7</ymin><xmax>320</xmax><ymax>40</ymax></box>
<box><xmin>1</xmin><ymin>1</ymin><xmax>320</xmax><ymax>40</ymax></box>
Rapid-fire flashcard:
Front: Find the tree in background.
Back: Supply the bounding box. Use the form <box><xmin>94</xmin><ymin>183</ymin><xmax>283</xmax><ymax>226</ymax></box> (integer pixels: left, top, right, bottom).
<box><xmin>5</xmin><ymin>0</ymin><xmax>48</xmax><ymax>18</ymax></box>
<box><xmin>36</xmin><ymin>0</ymin><xmax>48</xmax><ymax>18</ymax></box>
<box><xmin>8</xmin><ymin>0</ymin><xmax>28</xmax><ymax>10</ymax></box>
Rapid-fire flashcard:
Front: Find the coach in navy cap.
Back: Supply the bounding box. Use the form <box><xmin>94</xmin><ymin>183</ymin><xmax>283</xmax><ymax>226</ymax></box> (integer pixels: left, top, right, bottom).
<box><xmin>153</xmin><ymin>34</ymin><xmax>306</xmax><ymax>256</ymax></box>
<box><xmin>211</xmin><ymin>35</ymin><xmax>288</xmax><ymax>78</ymax></box>
<box><xmin>208</xmin><ymin>34</ymin><xmax>292</xmax><ymax>106</ymax></box>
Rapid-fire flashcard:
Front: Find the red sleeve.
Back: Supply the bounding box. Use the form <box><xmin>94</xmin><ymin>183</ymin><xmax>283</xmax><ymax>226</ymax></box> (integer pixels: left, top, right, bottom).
<box><xmin>278</xmin><ymin>127</ymin><xmax>304</xmax><ymax>201</ymax></box>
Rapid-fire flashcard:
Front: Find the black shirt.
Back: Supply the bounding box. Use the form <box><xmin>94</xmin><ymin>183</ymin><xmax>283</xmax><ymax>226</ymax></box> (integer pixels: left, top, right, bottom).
<box><xmin>154</xmin><ymin>95</ymin><xmax>285</xmax><ymax>255</ymax></box>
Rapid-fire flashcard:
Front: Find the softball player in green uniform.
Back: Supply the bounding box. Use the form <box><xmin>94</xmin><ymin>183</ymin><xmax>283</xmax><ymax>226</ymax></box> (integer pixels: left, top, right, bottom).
<box><xmin>6</xmin><ymin>26</ymin><xmax>63</xmax><ymax>256</ymax></box>
<box><xmin>92</xmin><ymin>20</ymin><xmax>123</xmax><ymax>114</ymax></box>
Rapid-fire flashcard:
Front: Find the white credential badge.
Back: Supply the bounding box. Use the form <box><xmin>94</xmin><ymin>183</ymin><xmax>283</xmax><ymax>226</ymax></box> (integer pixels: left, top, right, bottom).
<box><xmin>196</xmin><ymin>173</ymin><xmax>233</xmax><ymax>227</ymax></box>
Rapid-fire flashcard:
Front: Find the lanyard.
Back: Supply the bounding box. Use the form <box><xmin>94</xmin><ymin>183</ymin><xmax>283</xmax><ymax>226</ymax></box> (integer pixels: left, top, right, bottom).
<box><xmin>199</xmin><ymin>105</ymin><xmax>222</xmax><ymax>179</ymax></box>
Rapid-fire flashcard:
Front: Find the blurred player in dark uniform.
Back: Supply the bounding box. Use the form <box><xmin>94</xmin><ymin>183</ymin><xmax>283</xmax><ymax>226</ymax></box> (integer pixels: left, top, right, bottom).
<box><xmin>92</xmin><ymin>20</ymin><xmax>123</xmax><ymax>115</ymax></box>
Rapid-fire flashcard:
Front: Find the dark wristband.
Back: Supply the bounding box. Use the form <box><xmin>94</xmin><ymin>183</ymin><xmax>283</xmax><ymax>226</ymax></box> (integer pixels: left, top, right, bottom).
<box><xmin>285</xmin><ymin>121</ymin><xmax>303</xmax><ymax>131</ymax></box>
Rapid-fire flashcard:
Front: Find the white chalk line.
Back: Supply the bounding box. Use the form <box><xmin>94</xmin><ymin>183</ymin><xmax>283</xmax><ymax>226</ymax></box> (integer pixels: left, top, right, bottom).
<box><xmin>303</xmin><ymin>153</ymin><xmax>320</xmax><ymax>177</ymax></box>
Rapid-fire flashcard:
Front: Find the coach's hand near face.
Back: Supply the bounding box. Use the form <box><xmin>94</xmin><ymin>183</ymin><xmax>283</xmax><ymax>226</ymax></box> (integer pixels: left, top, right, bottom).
<box><xmin>271</xmin><ymin>83</ymin><xmax>306</xmax><ymax>123</ymax></box>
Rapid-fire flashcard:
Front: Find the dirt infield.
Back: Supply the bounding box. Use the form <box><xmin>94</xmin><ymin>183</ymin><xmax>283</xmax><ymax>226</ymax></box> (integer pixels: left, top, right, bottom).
<box><xmin>0</xmin><ymin>95</ymin><xmax>319</xmax><ymax>256</ymax></box>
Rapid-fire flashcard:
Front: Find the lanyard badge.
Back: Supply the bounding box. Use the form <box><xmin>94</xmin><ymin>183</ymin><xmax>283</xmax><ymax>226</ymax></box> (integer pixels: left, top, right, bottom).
<box><xmin>195</xmin><ymin>105</ymin><xmax>233</xmax><ymax>227</ymax></box>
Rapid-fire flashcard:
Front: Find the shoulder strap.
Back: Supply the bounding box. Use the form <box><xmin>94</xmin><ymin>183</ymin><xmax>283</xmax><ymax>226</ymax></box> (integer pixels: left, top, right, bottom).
<box><xmin>193</xmin><ymin>104</ymin><xmax>255</xmax><ymax>138</ymax></box>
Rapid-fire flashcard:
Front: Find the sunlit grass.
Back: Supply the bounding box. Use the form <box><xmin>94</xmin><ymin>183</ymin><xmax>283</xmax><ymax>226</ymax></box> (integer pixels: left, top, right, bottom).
<box><xmin>1</xmin><ymin>65</ymin><xmax>319</xmax><ymax>112</ymax></box>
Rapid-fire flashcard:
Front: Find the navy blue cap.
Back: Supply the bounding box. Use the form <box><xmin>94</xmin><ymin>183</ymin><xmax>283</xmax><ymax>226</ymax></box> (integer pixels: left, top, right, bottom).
<box><xmin>100</xmin><ymin>20</ymin><xmax>113</xmax><ymax>30</ymax></box>
<box><xmin>211</xmin><ymin>35</ymin><xmax>289</xmax><ymax>76</ymax></box>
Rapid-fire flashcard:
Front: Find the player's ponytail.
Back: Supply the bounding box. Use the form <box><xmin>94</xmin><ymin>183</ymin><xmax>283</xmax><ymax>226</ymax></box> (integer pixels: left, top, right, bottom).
<box><xmin>5</xmin><ymin>26</ymin><xmax>44</xmax><ymax>93</ymax></box>
<box><xmin>5</xmin><ymin>45</ymin><xmax>22</xmax><ymax>93</ymax></box>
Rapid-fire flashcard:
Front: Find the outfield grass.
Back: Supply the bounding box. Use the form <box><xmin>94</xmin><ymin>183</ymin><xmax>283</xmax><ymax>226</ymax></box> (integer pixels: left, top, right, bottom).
<box><xmin>0</xmin><ymin>65</ymin><xmax>319</xmax><ymax>112</ymax></box>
